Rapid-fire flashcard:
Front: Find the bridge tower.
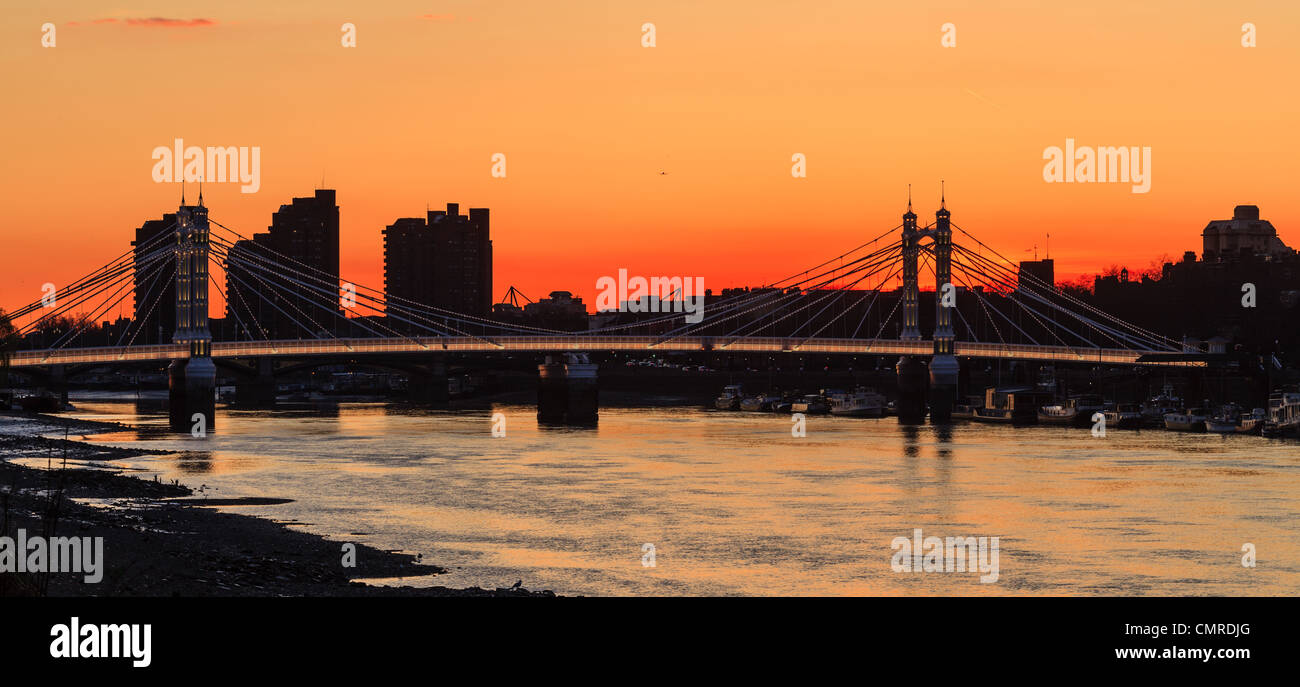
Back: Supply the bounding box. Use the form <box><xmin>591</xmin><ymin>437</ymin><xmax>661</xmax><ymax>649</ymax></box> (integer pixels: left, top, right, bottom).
<box><xmin>928</xmin><ymin>189</ymin><xmax>960</xmax><ymax>423</ymax></box>
<box><xmin>168</xmin><ymin>190</ymin><xmax>216</xmax><ymax>433</ymax></box>
<box><xmin>895</xmin><ymin>189</ymin><xmax>928</xmax><ymax>423</ymax></box>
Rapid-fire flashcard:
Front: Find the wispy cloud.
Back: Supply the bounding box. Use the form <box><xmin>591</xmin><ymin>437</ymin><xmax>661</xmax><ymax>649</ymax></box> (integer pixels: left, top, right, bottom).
<box><xmin>67</xmin><ymin>17</ymin><xmax>217</xmax><ymax>28</ymax></box>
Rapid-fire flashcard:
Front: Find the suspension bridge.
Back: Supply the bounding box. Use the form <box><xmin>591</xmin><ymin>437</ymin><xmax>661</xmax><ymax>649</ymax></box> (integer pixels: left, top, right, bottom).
<box><xmin>2</xmin><ymin>191</ymin><xmax>1198</xmax><ymax>429</ymax></box>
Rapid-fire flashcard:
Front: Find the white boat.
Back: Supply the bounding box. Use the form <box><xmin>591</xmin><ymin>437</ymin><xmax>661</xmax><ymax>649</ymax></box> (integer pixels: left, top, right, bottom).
<box><xmin>1206</xmin><ymin>407</ymin><xmax>1265</xmax><ymax>434</ymax></box>
<box><xmin>829</xmin><ymin>388</ymin><xmax>886</xmax><ymax>417</ymax></box>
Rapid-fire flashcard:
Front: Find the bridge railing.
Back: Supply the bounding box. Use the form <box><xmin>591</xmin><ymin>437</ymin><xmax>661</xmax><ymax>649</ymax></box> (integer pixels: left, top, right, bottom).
<box><xmin>8</xmin><ymin>336</ymin><xmax>1201</xmax><ymax>367</ymax></box>
<box><xmin>9</xmin><ymin>343</ymin><xmax>187</xmax><ymax>366</ymax></box>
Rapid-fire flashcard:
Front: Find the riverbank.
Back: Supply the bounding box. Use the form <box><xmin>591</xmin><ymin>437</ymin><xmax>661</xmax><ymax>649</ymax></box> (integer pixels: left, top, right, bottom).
<box><xmin>0</xmin><ymin>412</ymin><xmax>556</xmax><ymax>597</ymax></box>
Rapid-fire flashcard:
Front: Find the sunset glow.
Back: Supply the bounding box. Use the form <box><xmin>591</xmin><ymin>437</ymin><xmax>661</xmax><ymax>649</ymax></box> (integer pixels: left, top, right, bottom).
<box><xmin>3</xmin><ymin>1</ymin><xmax>1297</xmax><ymax>315</ymax></box>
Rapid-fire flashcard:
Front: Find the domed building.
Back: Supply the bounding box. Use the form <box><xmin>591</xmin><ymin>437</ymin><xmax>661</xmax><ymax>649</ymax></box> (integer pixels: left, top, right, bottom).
<box><xmin>1201</xmin><ymin>205</ymin><xmax>1294</xmax><ymax>262</ymax></box>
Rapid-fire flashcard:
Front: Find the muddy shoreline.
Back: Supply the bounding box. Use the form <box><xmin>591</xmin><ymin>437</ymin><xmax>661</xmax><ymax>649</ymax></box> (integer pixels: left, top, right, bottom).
<box><xmin>0</xmin><ymin>412</ymin><xmax>556</xmax><ymax>597</ymax></box>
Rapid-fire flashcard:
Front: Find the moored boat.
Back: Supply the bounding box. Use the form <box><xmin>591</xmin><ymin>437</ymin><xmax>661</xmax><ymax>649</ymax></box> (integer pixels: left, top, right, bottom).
<box><xmin>1037</xmin><ymin>394</ymin><xmax>1104</xmax><ymax>426</ymax></box>
<box><xmin>1141</xmin><ymin>383</ymin><xmax>1182</xmax><ymax>427</ymax></box>
<box><xmin>1237</xmin><ymin>408</ymin><xmax>1266</xmax><ymax>435</ymax></box>
<box><xmin>1164</xmin><ymin>408</ymin><xmax>1208</xmax><ymax>432</ymax></box>
<box><xmin>1036</xmin><ymin>403</ymin><xmax>1080</xmax><ymax>425</ymax></box>
<box><xmin>714</xmin><ymin>384</ymin><xmax>744</xmax><ymax>410</ymax></box>
<box><xmin>1206</xmin><ymin>407</ymin><xmax>1265</xmax><ymax>434</ymax></box>
<box><xmin>791</xmin><ymin>393</ymin><xmax>830</xmax><ymax>415</ymax></box>
<box><xmin>829</xmin><ymin>387</ymin><xmax>886</xmax><ymax>417</ymax></box>
<box><xmin>972</xmin><ymin>386</ymin><xmax>1053</xmax><ymax>425</ymax></box>
<box><xmin>1262</xmin><ymin>391</ymin><xmax>1300</xmax><ymax>437</ymax></box>
<box><xmin>1101</xmin><ymin>403</ymin><xmax>1144</xmax><ymax>429</ymax></box>
<box><xmin>739</xmin><ymin>394</ymin><xmax>773</xmax><ymax>412</ymax></box>
<box><xmin>950</xmin><ymin>403</ymin><xmax>978</xmax><ymax>420</ymax></box>
<box><xmin>1205</xmin><ymin>404</ymin><xmax>1246</xmax><ymax>434</ymax></box>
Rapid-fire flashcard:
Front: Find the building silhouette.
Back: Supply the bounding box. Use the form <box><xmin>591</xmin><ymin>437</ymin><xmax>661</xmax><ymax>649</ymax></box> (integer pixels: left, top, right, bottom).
<box><xmin>1017</xmin><ymin>258</ymin><xmax>1054</xmax><ymax>290</ymax></box>
<box><xmin>383</xmin><ymin>202</ymin><xmax>492</xmax><ymax>325</ymax></box>
<box><xmin>1202</xmin><ymin>205</ymin><xmax>1295</xmax><ymax>262</ymax></box>
<box><xmin>523</xmin><ymin>291</ymin><xmax>588</xmax><ymax>331</ymax></box>
<box><xmin>1087</xmin><ymin>204</ymin><xmax>1299</xmax><ymax>357</ymax></box>
<box><xmin>131</xmin><ymin>213</ymin><xmax>179</xmax><ymax>344</ymax></box>
<box><xmin>224</xmin><ymin>189</ymin><xmax>339</xmax><ymax>339</ymax></box>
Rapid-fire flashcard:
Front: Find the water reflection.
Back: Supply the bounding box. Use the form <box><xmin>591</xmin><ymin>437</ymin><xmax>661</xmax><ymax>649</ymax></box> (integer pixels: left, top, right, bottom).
<box><xmin>933</xmin><ymin>424</ymin><xmax>953</xmax><ymax>460</ymax></box>
<box><xmin>176</xmin><ymin>450</ymin><xmax>215</xmax><ymax>474</ymax></box>
<box><xmin>901</xmin><ymin>424</ymin><xmax>920</xmax><ymax>458</ymax></box>
<box><xmin>57</xmin><ymin>398</ymin><xmax>1300</xmax><ymax>597</ymax></box>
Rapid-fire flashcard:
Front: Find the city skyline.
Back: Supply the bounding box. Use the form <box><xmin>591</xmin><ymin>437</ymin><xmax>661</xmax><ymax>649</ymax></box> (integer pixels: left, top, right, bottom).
<box><xmin>5</xmin><ymin>185</ymin><xmax>1296</xmax><ymax>324</ymax></box>
<box><xmin>4</xmin><ymin>1</ymin><xmax>1298</xmax><ymax>314</ymax></box>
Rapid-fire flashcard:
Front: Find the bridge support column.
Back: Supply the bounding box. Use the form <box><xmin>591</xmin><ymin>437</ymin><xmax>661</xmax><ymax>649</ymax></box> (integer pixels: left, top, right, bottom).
<box><xmin>168</xmin><ymin>198</ymin><xmax>215</xmax><ymax>434</ymax></box>
<box><xmin>896</xmin><ymin>356</ymin><xmax>928</xmax><ymax>424</ymax></box>
<box><xmin>235</xmin><ymin>358</ymin><xmax>277</xmax><ymax>407</ymax></box>
<box><xmin>410</xmin><ymin>355</ymin><xmax>449</xmax><ymax>406</ymax></box>
<box><xmin>538</xmin><ymin>355</ymin><xmax>598</xmax><ymax>425</ymax></box>
<box><xmin>928</xmin><ymin>355</ymin><xmax>959</xmax><ymax>424</ymax></box>
<box><xmin>928</xmin><ymin>191</ymin><xmax>958</xmax><ymax>424</ymax></box>
<box><xmin>169</xmin><ymin>358</ymin><xmax>215</xmax><ymax>433</ymax></box>
<box><xmin>49</xmin><ymin>364</ymin><xmax>68</xmax><ymax>408</ymax></box>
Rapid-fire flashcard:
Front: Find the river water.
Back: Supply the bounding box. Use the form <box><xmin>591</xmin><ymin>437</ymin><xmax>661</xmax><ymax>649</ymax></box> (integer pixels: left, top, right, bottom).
<box><xmin>51</xmin><ymin>395</ymin><xmax>1300</xmax><ymax>596</ymax></box>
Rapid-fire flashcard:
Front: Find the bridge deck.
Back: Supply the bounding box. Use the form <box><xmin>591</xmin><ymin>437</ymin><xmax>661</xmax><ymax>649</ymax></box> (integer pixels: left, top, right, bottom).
<box><xmin>8</xmin><ymin>336</ymin><xmax>1201</xmax><ymax>367</ymax></box>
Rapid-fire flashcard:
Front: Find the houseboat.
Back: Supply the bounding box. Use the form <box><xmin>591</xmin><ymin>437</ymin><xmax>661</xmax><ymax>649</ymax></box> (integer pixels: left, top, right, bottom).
<box><xmin>972</xmin><ymin>386</ymin><xmax>1054</xmax><ymax>424</ymax></box>
<box><xmin>1263</xmin><ymin>391</ymin><xmax>1300</xmax><ymax>437</ymax></box>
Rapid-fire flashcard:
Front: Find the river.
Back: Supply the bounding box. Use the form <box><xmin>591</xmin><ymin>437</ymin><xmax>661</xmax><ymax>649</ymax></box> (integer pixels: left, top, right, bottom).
<box><xmin>54</xmin><ymin>394</ymin><xmax>1300</xmax><ymax>596</ymax></box>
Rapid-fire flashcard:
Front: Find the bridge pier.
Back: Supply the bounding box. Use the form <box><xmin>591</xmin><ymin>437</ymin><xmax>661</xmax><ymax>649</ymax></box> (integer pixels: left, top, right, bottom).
<box><xmin>410</xmin><ymin>355</ymin><xmax>449</xmax><ymax>406</ymax></box>
<box><xmin>538</xmin><ymin>354</ymin><xmax>598</xmax><ymax>425</ymax></box>
<box><xmin>169</xmin><ymin>357</ymin><xmax>215</xmax><ymax>433</ymax></box>
<box><xmin>928</xmin><ymin>354</ymin><xmax>959</xmax><ymax>424</ymax></box>
<box><xmin>235</xmin><ymin>358</ymin><xmax>277</xmax><ymax>408</ymax></box>
<box><xmin>49</xmin><ymin>364</ymin><xmax>68</xmax><ymax>408</ymax></box>
<box><xmin>895</xmin><ymin>356</ymin><xmax>928</xmax><ymax>424</ymax></box>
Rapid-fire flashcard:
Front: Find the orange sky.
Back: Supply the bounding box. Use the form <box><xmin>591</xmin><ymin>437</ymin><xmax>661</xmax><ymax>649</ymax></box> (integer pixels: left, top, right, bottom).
<box><xmin>2</xmin><ymin>1</ymin><xmax>1297</xmax><ymax>319</ymax></box>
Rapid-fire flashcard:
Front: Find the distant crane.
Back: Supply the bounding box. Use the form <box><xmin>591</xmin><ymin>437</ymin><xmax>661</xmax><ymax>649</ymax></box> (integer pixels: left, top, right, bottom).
<box><xmin>498</xmin><ymin>286</ymin><xmax>534</xmax><ymax>309</ymax></box>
